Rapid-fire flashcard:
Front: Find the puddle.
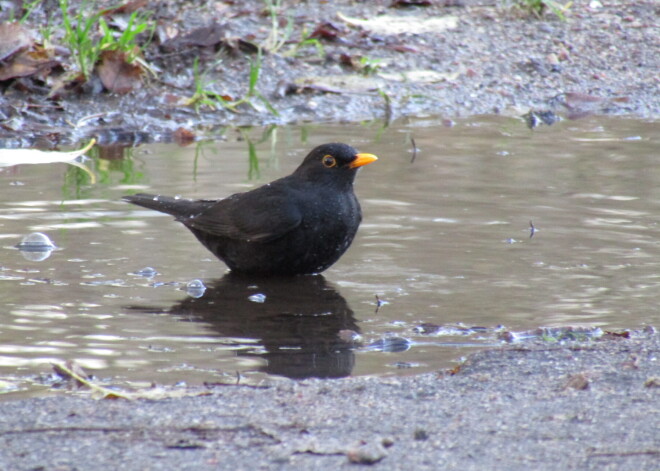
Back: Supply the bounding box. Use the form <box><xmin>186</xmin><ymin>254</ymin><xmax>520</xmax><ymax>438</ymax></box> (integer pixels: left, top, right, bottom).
<box><xmin>1</xmin><ymin>115</ymin><xmax>658</xmax><ymax>398</ymax></box>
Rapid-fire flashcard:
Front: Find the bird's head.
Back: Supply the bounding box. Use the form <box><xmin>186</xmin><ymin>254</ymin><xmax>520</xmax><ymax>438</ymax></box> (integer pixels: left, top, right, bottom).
<box><xmin>294</xmin><ymin>143</ymin><xmax>378</xmax><ymax>186</ymax></box>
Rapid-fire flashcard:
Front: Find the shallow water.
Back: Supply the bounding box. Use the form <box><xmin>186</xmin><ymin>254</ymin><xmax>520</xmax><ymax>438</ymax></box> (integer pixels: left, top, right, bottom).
<box><xmin>1</xmin><ymin>115</ymin><xmax>658</xmax><ymax>397</ymax></box>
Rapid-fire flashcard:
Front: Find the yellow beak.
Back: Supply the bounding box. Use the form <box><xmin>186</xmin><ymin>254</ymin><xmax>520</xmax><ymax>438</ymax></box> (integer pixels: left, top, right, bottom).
<box><xmin>349</xmin><ymin>153</ymin><xmax>378</xmax><ymax>168</ymax></box>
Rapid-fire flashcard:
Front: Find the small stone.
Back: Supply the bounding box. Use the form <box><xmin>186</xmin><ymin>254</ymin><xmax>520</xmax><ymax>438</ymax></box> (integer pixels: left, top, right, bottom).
<box><xmin>414</xmin><ymin>429</ymin><xmax>429</xmax><ymax>440</ymax></box>
<box><xmin>546</xmin><ymin>53</ymin><xmax>559</xmax><ymax>65</ymax></box>
<box><xmin>564</xmin><ymin>373</ymin><xmax>590</xmax><ymax>390</ymax></box>
<box><xmin>346</xmin><ymin>442</ymin><xmax>387</xmax><ymax>464</ymax></box>
<box><xmin>557</xmin><ymin>47</ymin><xmax>570</xmax><ymax>61</ymax></box>
<box><xmin>381</xmin><ymin>437</ymin><xmax>395</xmax><ymax>448</ymax></box>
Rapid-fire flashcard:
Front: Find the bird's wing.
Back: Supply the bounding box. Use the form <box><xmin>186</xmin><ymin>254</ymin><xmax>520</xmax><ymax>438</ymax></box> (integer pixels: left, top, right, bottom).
<box><xmin>180</xmin><ymin>187</ymin><xmax>303</xmax><ymax>243</ymax></box>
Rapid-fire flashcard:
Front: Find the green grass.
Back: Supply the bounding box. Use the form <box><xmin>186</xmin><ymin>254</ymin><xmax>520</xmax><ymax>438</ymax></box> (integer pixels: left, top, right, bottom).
<box><xmin>261</xmin><ymin>0</ymin><xmax>292</xmax><ymax>54</ymax></box>
<box><xmin>18</xmin><ymin>0</ymin><xmax>43</xmax><ymax>23</ymax></box>
<box><xmin>59</xmin><ymin>0</ymin><xmax>154</xmax><ymax>79</ymax></box>
<box><xmin>359</xmin><ymin>56</ymin><xmax>384</xmax><ymax>76</ymax></box>
<box><xmin>509</xmin><ymin>0</ymin><xmax>572</xmax><ymax>19</ymax></box>
<box><xmin>98</xmin><ymin>10</ymin><xmax>154</xmax><ymax>62</ymax></box>
<box><xmin>187</xmin><ymin>52</ymin><xmax>279</xmax><ymax>116</ymax></box>
<box><xmin>185</xmin><ymin>57</ymin><xmax>231</xmax><ymax>113</ymax></box>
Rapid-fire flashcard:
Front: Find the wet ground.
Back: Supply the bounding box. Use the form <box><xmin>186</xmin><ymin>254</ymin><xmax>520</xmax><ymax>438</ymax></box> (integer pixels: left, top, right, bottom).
<box><xmin>1</xmin><ymin>115</ymin><xmax>659</xmax><ymax>397</ymax></box>
<box><xmin>1</xmin><ymin>333</ymin><xmax>658</xmax><ymax>470</ymax></box>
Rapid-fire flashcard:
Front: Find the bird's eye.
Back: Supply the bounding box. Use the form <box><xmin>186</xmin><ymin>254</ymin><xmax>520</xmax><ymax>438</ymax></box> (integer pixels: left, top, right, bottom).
<box><xmin>322</xmin><ymin>155</ymin><xmax>337</xmax><ymax>168</ymax></box>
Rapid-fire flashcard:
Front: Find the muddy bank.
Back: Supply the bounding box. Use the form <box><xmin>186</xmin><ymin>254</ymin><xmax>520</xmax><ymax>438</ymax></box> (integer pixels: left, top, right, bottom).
<box><xmin>1</xmin><ymin>0</ymin><xmax>658</xmax><ymax>147</ymax></box>
<box><xmin>1</xmin><ymin>332</ymin><xmax>658</xmax><ymax>470</ymax></box>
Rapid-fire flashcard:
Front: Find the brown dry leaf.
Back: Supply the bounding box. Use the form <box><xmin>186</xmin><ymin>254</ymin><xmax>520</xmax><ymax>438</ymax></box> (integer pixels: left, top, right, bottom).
<box><xmin>448</xmin><ymin>364</ymin><xmax>462</xmax><ymax>375</ymax></box>
<box><xmin>0</xmin><ymin>48</ymin><xmax>60</xmax><ymax>81</ymax></box>
<box><xmin>309</xmin><ymin>22</ymin><xmax>343</xmax><ymax>41</ymax></box>
<box><xmin>101</xmin><ymin>0</ymin><xmax>149</xmax><ymax>15</ymax></box>
<box><xmin>96</xmin><ymin>50</ymin><xmax>143</xmax><ymax>94</ymax></box>
<box><xmin>603</xmin><ymin>330</ymin><xmax>631</xmax><ymax>339</ymax></box>
<box><xmin>0</xmin><ymin>22</ymin><xmax>33</xmax><ymax>62</ymax></box>
<box><xmin>173</xmin><ymin>127</ymin><xmax>196</xmax><ymax>146</ymax></box>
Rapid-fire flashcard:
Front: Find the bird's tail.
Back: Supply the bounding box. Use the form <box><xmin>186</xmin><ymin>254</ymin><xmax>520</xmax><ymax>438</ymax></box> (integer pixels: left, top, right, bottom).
<box><xmin>122</xmin><ymin>193</ymin><xmax>210</xmax><ymax>219</ymax></box>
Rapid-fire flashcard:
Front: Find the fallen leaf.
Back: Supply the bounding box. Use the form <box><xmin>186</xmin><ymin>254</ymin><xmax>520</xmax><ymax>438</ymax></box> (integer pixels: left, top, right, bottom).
<box><xmin>96</xmin><ymin>50</ymin><xmax>143</xmax><ymax>94</ymax></box>
<box><xmin>0</xmin><ymin>49</ymin><xmax>61</xmax><ymax>81</ymax></box>
<box><xmin>0</xmin><ymin>22</ymin><xmax>33</xmax><ymax>62</ymax></box>
<box><xmin>0</xmin><ymin>139</ymin><xmax>97</xmax><ymax>183</ymax></box>
<box><xmin>101</xmin><ymin>0</ymin><xmax>149</xmax><ymax>15</ymax></box>
<box><xmin>173</xmin><ymin>127</ymin><xmax>196</xmax><ymax>146</ymax></box>
<box><xmin>0</xmin><ymin>138</ymin><xmax>95</xmax><ymax>166</ymax></box>
<box><xmin>296</xmin><ymin>74</ymin><xmax>386</xmax><ymax>93</ymax></box>
<box><xmin>379</xmin><ymin>68</ymin><xmax>462</xmax><ymax>83</ymax></box>
<box><xmin>338</xmin><ymin>12</ymin><xmax>458</xmax><ymax>35</ymax></box>
<box><xmin>309</xmin><ymin>22</ymin><xmax>343</xmax><ymax>41</ymax></box>
<box><xmin>604</xmin><ymin>330</ymin><xmax>631</xmax><ymax>339</ymax></box>
<box><xmin>448</xmin><ymin>364</ymin><xmax>462</xmax><ymax>375</ymax></box>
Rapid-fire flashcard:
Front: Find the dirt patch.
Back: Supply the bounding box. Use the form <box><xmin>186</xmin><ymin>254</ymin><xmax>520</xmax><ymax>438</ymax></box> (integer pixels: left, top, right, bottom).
<box><xmin>1</xmin><ymin>332</ymin><xmax>658</xmax><ymax>469</ymax></box>
<box><xmin>1</xmin><ymin>0</ymin><xmax>658</xmax><ymax>148</ymax></box>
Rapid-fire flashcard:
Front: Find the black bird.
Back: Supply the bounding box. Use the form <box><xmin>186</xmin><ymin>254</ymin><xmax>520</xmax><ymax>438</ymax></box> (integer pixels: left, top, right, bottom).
<box><xmin>123</xmin><ymin>143</ymin><xmax>377</xmax><ymax>276</ymax></box>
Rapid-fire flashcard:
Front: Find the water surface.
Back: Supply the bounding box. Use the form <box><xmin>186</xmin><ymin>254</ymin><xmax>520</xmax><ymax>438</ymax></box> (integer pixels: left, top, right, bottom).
<box><xmin>1</xmin><ymin>116</ymin><xmax>658</xmax><ymax>397</ymax></box>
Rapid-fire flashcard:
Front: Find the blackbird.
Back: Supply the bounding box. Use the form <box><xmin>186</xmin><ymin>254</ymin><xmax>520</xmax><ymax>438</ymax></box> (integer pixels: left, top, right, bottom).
<box><xmin>123</xmin><ymin>143</ymin><xmax>377</xmax><ymax>276</ymax></box>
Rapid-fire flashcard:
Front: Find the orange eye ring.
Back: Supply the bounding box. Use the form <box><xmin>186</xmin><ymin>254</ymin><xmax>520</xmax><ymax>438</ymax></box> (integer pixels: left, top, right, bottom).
<box><xmin>322</xmin><ymin>155</ymin><xmax>337</xmax><ymax>168</ymax></box>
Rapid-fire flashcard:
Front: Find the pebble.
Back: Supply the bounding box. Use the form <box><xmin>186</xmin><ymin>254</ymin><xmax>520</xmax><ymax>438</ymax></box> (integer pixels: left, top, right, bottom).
<box><xmin>346</xmin><ymin>442</ymin><xmax>387</xmax><ymax>464</ymax></box>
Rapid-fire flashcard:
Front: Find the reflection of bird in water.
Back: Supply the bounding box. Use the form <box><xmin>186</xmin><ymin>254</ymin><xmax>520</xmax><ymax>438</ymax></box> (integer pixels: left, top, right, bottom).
<box><xmin>166</xmin><ymin>274</ymin><xmax>359</xmax><ymax>379</ymax></box>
